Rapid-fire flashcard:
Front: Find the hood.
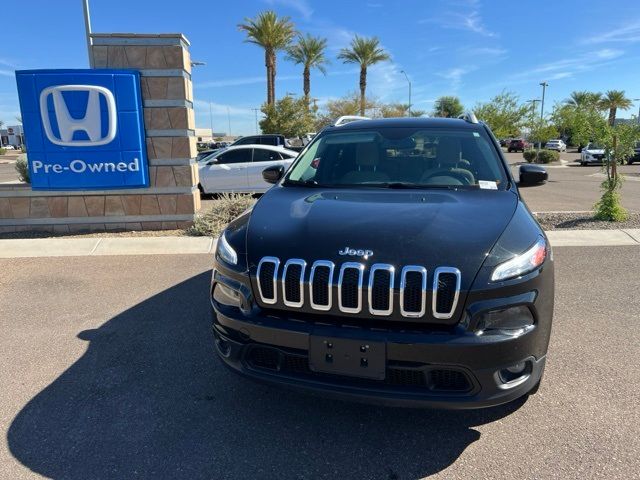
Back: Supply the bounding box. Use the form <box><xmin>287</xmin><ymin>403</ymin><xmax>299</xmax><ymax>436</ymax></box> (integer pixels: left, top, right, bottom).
<box><xmin>246</xmin><ymin>186</ymin><xmax>518</xmax><ymax>290</ymax></box>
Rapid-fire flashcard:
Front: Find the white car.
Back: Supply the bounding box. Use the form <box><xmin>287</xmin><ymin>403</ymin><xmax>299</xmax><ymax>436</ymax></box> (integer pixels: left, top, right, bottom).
<box><xmin>580</xmin><ymin>143</ymin><xmax>605</xmax><ymax>166</ymax></box>
<box><xmin>2</xmin><ymin>145</ymin><xmax>16</xmax><ymax>150</ymax></box>
<box><xmin>544</xmin><ymin>139</ymin><xmax>566</xmax><ymax>152</ymax></box>
<box><xmin>198</xmin><ymin>144</ymin><xmax>298</xmax><ymax>194</ymax></box>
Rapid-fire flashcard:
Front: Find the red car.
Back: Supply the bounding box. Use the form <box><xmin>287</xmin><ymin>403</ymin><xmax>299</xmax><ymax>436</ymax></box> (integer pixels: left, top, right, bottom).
<box><xmin>507</xmin><ymin>139</ymin><xmax>530</xmax><ymax>152</ymax></box>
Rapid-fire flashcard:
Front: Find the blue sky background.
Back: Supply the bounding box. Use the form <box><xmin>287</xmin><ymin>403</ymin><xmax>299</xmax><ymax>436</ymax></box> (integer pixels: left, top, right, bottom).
<box><xmin>2</xmin><ymin>0</ymin><xmax>640</xmax><ymax>135</ymax></box>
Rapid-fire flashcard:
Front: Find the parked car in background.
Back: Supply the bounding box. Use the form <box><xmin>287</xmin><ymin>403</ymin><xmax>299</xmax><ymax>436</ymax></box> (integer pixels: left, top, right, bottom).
<box><xmin>196</xmin><ymin>149</ymin><xmax>221</xmax><ymax>162</ymax></box>
<box><xmin>580</xmin><ymin>143</ymin><xmax>605</xmax><ymax>166</ymax></box>
<box><xmin>628</xmin><ymin>141</ymin><xmax>640</xmax><ymax>165</ymax></box>
<box><xmin>232</xmin><ymin>134</ymin><xmax>305</xmax><ymax>152</ymax></box>
<box><xmin>544</xmin><ymin>139</ymin><xmax>566</xmax><ymax>152</ymax></box>
<box><xmin>198</xmin><ymin>144</ymin><xmax>298</xmax><ymax>194</ymax></box>
<box><xmin>2</xmin><ymin>144</ymin><xmax>16</xmax><ymax>150</ymax></box>
<box><xmin>507</xmin><ymin>139</ymin><xmax>530</xmax><ymax>152</ymax></box>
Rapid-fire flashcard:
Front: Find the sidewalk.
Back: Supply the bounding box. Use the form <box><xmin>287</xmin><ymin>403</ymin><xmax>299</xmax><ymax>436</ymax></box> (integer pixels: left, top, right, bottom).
<box><xmin>1</xmin><ymin>229</ymin><xmax>639</xmax><ymax>258</ymax></box>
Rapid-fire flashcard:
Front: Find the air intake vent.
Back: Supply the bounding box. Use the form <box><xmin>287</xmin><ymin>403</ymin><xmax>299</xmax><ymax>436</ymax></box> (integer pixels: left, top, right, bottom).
<box><xmin>338</xmin><ymin>263</ymin><xmax>364</xmax><ymax>313</ymax></box>
<box><xmin>309</xmin><ymin>260</ymin><xmax>334</xmax><ymax>310</ymax></box>
<box><xmin>257</xmin><ymin>257</ymin><xmax>279</xmax><ymax>304</ymax></box>
<box><xmin>400</xmin><ymin>266</ymin><xmax>427</xmax><ymax>318</ymax></box>
<box><xmin>282</xmin><ymin>259</ymin><xmax>306</xmax><ymax>307</ymax></box>
<box><xmin>368</xmin><ymin>264</ymin><xmax>395</xmax><ymax>316</ymax></box>
<box><xmin>432</xmin><ymin>267</ymin><xmax>461</xmax><ymax>319</ymax></box>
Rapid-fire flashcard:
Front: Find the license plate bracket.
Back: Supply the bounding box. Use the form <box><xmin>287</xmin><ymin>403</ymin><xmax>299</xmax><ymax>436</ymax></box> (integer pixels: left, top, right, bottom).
<box><xmin>308</xmin><ymin>336</ymin><xmax>386</xmax><ymax>380</ymax></box>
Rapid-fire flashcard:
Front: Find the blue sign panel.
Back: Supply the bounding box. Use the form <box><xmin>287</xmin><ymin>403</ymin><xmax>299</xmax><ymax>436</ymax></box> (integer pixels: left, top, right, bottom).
<box><xmin>15</xmin><ymin>69</ymin><xmax>148</xmax><ymax>190</ymax></box>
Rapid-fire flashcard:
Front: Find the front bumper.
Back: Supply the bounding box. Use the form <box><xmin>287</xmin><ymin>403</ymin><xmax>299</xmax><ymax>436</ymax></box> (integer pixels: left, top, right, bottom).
<box><xmin>211</xmin><ymin>302</ymin><xmax>548</xmax><ymax>409</ymax></box>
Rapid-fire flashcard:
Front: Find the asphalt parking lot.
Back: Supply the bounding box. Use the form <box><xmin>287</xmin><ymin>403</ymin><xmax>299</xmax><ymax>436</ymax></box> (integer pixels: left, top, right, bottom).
<box><xmin>1</xmin><ymin>249</ymin><xmax>638</xmax><ymax>479</ymax></box>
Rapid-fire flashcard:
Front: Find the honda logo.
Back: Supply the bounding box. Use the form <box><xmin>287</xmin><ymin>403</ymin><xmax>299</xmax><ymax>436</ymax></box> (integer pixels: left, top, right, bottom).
<box><xmin>39</xmin><ymin>85</ymin><xmax>117</xmax><ymax>147</ymax></box>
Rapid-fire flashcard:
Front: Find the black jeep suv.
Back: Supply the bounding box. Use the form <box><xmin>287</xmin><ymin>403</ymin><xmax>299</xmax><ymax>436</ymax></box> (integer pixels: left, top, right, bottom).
<box><xmin>210</xmin><ymin>116</ymin><xmax>554</xmax><ymax>409</ymax></box>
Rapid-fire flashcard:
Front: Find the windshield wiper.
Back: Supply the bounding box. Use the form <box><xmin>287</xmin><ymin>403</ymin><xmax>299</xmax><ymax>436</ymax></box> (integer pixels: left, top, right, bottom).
<box><xmin>375</xmin><ymin>182</ymin><xmax>479</xmax><ymax>190</ymax></box>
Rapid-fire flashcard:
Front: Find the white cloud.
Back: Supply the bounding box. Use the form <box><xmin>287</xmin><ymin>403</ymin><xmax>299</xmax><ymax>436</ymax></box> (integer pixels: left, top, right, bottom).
<box><xmin>262</xmin><ymin>0</ymin><xmax>314</xmax><ymax>20</ymax></box>
<box><xmin>436</xmin><ymin>66</ymin><xmax>475</xmax><ymax>89</ymax></box>
<box><xmin>420</xmin><ymin>1</ymin><xmax>497</xmax><ymax>38</ymax></box>
<box><xmin>583</xmin><ymin>20</ymin><xmax>640</xmax><ymax>44</ymax></box>
<box><xmin>0</xmin><ymin>70</ymin><xmax>15</xmax><ymax>77</ymax></box>
<box><xmin>464</xmin><ymin>46</ymin><xmax>507</xmax><ymax>56</ymax></box>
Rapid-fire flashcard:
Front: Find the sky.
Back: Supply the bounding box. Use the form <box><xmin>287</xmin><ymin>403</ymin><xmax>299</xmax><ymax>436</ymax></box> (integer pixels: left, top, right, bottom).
<box><xmin>2</xmin><ymin>0</ymin><xmax>640</xmax><ymax>135</ymax></box>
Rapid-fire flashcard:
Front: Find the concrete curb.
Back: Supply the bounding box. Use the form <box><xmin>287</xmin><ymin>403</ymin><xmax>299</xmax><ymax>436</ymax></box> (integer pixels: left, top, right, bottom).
<box><xmin>1</xmin><ymin>230</ymin><xmax>639</xmax><ymax>258</ymax></box>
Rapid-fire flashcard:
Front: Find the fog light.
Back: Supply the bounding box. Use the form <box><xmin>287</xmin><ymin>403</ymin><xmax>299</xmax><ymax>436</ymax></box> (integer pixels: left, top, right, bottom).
<box><xmin>506</xmin><ymin>362</ymin><xmax>526</xmax><ymax>374</ymax></box>
<box><xmin>476</xmin><ymin>305</ymin><xmax>534</xmax><ymax>335</ymax></box>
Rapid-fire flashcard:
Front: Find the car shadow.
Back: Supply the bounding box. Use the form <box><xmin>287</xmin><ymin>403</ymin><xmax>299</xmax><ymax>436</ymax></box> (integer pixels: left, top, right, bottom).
<box><xmin>8</xmin><ymin>271</ymin><xmax>526</xmax><ymax>480</ymax></box>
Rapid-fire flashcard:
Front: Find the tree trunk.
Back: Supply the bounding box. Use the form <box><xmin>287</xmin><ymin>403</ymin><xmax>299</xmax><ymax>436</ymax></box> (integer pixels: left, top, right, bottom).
<box><xmin>270</xmin><ymin>52</ymin><xmax>277</xmax><ymax>105</ymax></box>
<box><xmin>303</xmin><ymin>65</ymin><xmax>310</xmax><ymax>109</ymax></box>
<box><xmin>608</xmin><ymin>107</ymin><xmax>616</xmax><ymax>126</ymax></box>
<box><xmin>265</xmin><ymin>50</ymin><xmax>273</xmax><ymax>106</ymax></box>
<box><xmin>611</xmin><ymin>134</ymin><xmax>618</xmax><ymax>185</ymax></box>
<box><xmin>359</xmin><ymin>66</ymin><xmax>367</xmax><ymax>116</ymax></box>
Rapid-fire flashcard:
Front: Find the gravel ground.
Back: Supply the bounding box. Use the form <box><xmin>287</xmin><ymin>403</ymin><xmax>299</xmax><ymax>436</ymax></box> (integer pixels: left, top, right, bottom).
<box><xmin>535</xmin><ymin>212</ymin><xmax>640</xmax><ymax>230</ymax></box>
<box><xmin>0</xmin><ymin>229</ymin><xmax>188</xmax><ymax>239</ymax></box>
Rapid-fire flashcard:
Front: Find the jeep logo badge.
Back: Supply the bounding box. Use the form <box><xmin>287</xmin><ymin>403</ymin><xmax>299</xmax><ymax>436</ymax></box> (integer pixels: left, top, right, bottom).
<box><xmin>338</xmin><ymin>246</ymin><xmax>373</xmax><ymax>258</ymax></box>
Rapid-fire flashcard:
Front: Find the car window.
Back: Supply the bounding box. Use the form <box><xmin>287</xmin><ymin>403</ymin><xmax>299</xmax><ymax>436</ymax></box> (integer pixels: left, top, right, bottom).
<box><xmin>252</xmin><ymin>148</ymin><xmax>282</xmax><ymax>162</ymax></box>
<box><xmin>233</xmin><ymin>137</ymin><xmax>254</xmax><ymax>146</ymax></box>
<box><xmin>216</xmin><ymin>149</ymin><xmax>252</xmax><ymax>164</ymax></box>
<box><xmin>285</xmin><ymin>127</ymin><xmax>507</xmax><ymax>189</ymax></box>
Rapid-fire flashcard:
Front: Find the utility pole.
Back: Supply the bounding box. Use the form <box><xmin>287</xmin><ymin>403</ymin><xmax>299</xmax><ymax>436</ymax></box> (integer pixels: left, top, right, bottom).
<box><xmin>82</xmin><ymin>0</ymin><xmax>93</xmax><ymax>67</ymax></box>
<box><xmin>252</xmin><ymin>108</ymin><xmax>260</xmax><ymax>134</ymax></box>
<box><xmin>539</xmin><ymin>82</ymin><xmax>548</xmax><ymax>121</ymax></box>
<box><xmin>208</xmin><ymin>102</ymin><xmax>213</xmax><ymax>138</ymax></box>
<box><xmin>400</xmin><ymin>70</ymin><xmax>411</xmax><ymax>116</ymax></box>
<box><xmin>226</xmin><ymin>106</ymin><xmax>231</xmax><ymax>136</ymax></box>
<box><xmin>633</xmin><ymin>98</ymin><xmax>640</xmax><ymax>124</ymax></box>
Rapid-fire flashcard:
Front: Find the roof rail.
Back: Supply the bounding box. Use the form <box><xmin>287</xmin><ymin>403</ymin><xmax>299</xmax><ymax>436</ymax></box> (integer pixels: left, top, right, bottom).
<box><xmin>333</xmin><ymin>115</ymin><xmax>371</xmax><ymax>127</ymax></box>
<box><xmin>457</xmin><ymin>112</ymin><xmax>479</xmax><ymax>124</ymax></box>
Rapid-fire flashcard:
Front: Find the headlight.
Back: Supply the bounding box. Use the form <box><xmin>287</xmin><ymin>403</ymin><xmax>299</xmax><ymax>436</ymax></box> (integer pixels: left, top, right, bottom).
<box><xmin>491</xmin><ymin>236</ymin><xmax>547</xmax><ymax>282</ymax></box>
<box><xmin>216</xmin><ymin>231</ymin><xmax>238</xmax><ymax>265</ymax></box>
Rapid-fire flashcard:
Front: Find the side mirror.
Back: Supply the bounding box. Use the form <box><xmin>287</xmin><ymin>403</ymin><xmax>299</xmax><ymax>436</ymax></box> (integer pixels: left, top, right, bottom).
<box><xmin>519</xmin><ymin>164</ymin><xmax>548</xmax><ymax>186</ymax></box>
<box><xmin>262</xmin><ymin>165</ymin><xmax>285</xmax><ymax>184</ymax></box>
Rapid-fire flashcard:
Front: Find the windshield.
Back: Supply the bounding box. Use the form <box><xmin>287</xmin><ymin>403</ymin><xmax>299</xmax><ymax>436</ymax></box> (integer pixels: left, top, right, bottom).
<box><xmin>284</xmin><ymin>127</ymin><xmax>507</xmax><ymax>189</ymax></box>
<box><xmin>588</xmin><ymin>144</ymin><xmax>603</xmax><ymax>150</ymax></box>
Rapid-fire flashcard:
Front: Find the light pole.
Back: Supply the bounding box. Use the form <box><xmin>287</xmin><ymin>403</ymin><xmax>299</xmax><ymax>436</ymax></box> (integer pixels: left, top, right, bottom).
<box><xmin>539</xmin><ymin>82</ymin><xmax>548</xmax><ymax>121</ymax></box>
<box><xmin>208</xmin><ymin>102</ymin><xmax>213</xmax><ymax>139</ymax></box>
<box><xmin>227</xmin><ymin>106</ymin><xmax>231</xmax><ymax>136</ymax></box>
<box><xmin>400</xmin><ymin>70</ymin><xmax>411</xmax><ymax>116</ymax></box>
<box><xmin>633</xmin><ymin>98</ymin><xmax>640</xmax><ymax>124</ymax></box>
<box><xmin>82</xmin><ymin>0</ymin><xmax>93</xmax><ymax>68</ymax></box>
<box><xmin>252</xmin><ymin>108</ymin><xmax>260</xmax><ymax>134</ymax></box>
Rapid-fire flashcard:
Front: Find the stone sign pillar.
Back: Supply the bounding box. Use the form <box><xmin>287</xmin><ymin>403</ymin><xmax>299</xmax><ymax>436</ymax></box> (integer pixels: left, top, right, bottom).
<box><xmin>0</xmin><ymin>33</ymin><xmax>199</xmax><ymax>233</ymax></box>
<box><xmin>90</xmin><ymin>33</ymin><xmax>200</xmax><ymax>230</ymax></box>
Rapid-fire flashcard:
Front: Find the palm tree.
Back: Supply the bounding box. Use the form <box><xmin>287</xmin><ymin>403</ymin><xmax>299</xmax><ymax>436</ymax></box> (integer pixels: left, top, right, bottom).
<box><xmin>433</xmin><ymin>96</ymin><xmax>464</xmax><ymax>118</ymax></box>
<box><xmin>286</xmin><ymin>34</ymin><xmax>329</xmax><ymax>108</ymax></box>
<box><xmin>565</xmin><ymin>91</ymin><xmax>602</xmax><ymax>109</ymax></box>
<box><xmin>599</xmin><ymin>90</ymin><xmax>632</xmax><ymax>126</ymax></box>
<box><xmin>238</xmin><ymin>11</ymin><xmax>296</xmax><ymax>106</ymax></box>
<box><xmin>338</xmin><ymin>36</ymin><xmax>390</xmax><ymax>116</ymax></box>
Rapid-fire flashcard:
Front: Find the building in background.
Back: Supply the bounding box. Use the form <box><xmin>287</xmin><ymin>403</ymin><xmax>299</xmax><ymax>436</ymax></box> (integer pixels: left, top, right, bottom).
<box><xmin>0</xmin><ymin>125</ymin><xmax>24</xmax><ymax>147</ymax></box>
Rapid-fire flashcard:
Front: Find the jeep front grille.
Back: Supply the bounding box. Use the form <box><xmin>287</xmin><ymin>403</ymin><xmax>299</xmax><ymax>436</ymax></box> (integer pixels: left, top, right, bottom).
<box><xmin>256</xmin><ymin>257</ymin><xmax>461</xmax><ymax>320</ymax></box>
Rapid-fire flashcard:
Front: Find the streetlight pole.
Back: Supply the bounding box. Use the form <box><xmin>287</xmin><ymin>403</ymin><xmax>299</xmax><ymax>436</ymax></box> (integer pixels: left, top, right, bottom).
<box><xmin>633</xmin><ymin>98</ymin><xmax>640</xmax><ymax>124</ymax></box>
<box><xmin>82</xmin><ymin>0</ymin><xmax>93</xmax><ymax>68</ymax></box>
<box><xmin>400</xmin><ymin>70</ymin><xmax>411</xmax><ymax>116</ymax></box>
<box><xmin>208</xmin><ymin>102</ymin><xmax>213</xmax><ymax>138</ymax></box>
<box><xmin>227</xmin><ymin>106</ymin><xmax>231</xmax><ymax>136</ymax></box>
<box><xmin>252</xmin><ymin>108</ymin><xmax>260</xmax><ymax>134</ymax></box>
<box><xmin>539</xmin><ymin>82</ymin><xmax>548</xmax><ymax>121</ymax></box>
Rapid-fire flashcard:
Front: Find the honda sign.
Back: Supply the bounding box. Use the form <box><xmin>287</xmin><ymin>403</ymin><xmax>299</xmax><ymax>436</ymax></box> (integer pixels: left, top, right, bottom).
<box><xmin>15</xmin><ymin>69</ymin><xmax>148</xmax><ymax>190</ymax></box>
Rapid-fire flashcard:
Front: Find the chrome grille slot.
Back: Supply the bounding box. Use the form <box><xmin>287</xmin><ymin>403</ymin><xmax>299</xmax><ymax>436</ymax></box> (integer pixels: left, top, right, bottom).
<box><xmin>309</xmin><ymin>260</ymin><xmax>334</xmax><ymax>311</ymax></box>
<box><xmin>368</xmin><ymin>263</ymin><xmax>395</xmax><ymax>316</ymax></box>
<box><xmin>432</xmin><ymin>267</ymin><xmax>461</xmax><ymax>319</ymax></box>
<box><xmin>256</xmin><ymin>257</ymin><xmax>280</xmax><ymax>304</ymax></box>
<box><xmin>338</xmin><ymin>263</ymin><xmax>364</xmax><ymax>313</ymax></box>
<box><xmin>400</xmin><ymin>266</ymin><xmax>427</xmax><ymax>318</ymax></box>
<box><xmin>282</xmin><ymin>259</ymin><xmax>306</xmax><ymax>307</ymax></box>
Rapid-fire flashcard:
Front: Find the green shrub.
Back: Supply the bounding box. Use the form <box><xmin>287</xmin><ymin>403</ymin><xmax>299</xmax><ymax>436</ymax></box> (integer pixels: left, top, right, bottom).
<box><xmin>523</xmin><ymin>150</ymin><xmax>537</xmax><ymax>162</ymax></box>
<box><xmin>536</xmin><ymin>149</ymin><xmax>560</xmax><ymax>164</ymax></box>
<box><xmin>21</xmin><ymin>145</ymin><xmax>27</xmax><ymax>153</ymax></box>
<box><xmin>594</xmin><ymin>179</ymin><xmax>628</xmax><ymax>222</ymax></box>
<box><xmin>15</xmin><ymin>155</ymin><xmax>30</xmax><ymax>183</ymax></box>
<box><xmin>187</xmin><ymin>193</ymin><xmax>256</xmax><ymax>237</ymax></box>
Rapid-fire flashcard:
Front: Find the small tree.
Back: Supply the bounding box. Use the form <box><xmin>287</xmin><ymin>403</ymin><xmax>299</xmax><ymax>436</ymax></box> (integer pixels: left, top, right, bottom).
<box><xmin>592</xmin><ymin>121</ymin><xmax>640</xmax><ymax>221</ymax></box>
<box><xmin>379</xmin><ymin>103</ymin><xmax>425</xmax><ymax>118</ymax></box>
<box><xmin>528</xmin><ymin>119</ymin><xmax>558</xmax><ymax>149</ymax></box>
<box><xmin>474</xmin><ymin>91</ymin><xmax>529</xmax><ymax>138</ymax></box>
<box><xmin>260</xmin><ymin>95</ymin><xmax>316</xmax><ymax>137</ymax></box>
<box><xmin>313</xmin><ymin>92</ymin><xmax>380</xmax><ymax>130</ymax></box>
<box><xmin>432</xmin><ymin>96</ymin><xmax>464</xmax><ymax>118</ymax></box>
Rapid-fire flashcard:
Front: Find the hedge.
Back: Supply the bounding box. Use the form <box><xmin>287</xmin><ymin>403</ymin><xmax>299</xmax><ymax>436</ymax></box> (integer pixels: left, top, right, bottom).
<box><xmin>522</xmin><ymin>149</ymin><xmax>559</xmax><ymax>164</ymax></box>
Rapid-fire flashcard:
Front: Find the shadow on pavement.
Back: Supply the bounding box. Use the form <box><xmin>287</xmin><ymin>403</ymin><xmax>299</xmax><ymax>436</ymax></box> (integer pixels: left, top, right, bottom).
<box><xmin>8</xmin><ymin>271</ymin><xmax>525</xmax><ymax>479</ymax></box>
